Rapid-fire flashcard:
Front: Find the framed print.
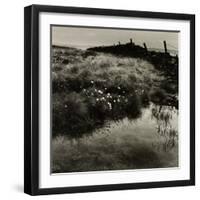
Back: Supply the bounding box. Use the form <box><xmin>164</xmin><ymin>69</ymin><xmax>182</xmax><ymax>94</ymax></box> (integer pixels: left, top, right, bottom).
<box><xmin>24</xmin><ymin>4</ymin><xmax>195</xmax><ymax>195</ymax></box>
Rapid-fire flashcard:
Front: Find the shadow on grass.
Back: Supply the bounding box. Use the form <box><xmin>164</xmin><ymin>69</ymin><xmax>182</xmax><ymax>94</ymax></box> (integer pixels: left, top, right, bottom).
<box><xmin>52</xmin><ymin>132</ymin><xmax>177</xmax><ymax>173</ymax></box>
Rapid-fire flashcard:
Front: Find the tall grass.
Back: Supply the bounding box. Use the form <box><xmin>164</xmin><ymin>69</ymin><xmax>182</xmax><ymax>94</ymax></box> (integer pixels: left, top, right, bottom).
<box><xmin>52</xmin><ymin>47</ymin><xmax>176</xmax><ymax>138</ymax></box>
<box><xmin>51</xmin><ymin>46</ymin><xmax>178</xmax><ymax>173</ymax></box>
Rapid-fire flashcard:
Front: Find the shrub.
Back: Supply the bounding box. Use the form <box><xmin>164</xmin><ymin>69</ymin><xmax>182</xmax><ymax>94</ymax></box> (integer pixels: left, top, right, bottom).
<box><xmin>69</xmin><ymin>66</ymin><xmax>79</xmax><ymax>74</ymax></box>
<box><xmin>126</xmin><ymin>92</ymin><xmax>141</xmax><ymax>119</ymax></box>
<box><xmin>82</xmin><ymin>50</ymin><xmax>97</xmax><ymax>58</ymax></box>
<box><xmin>52</xmin><ymin>63</ymin><xmax>63</xmax><ymax>71</ymax></box>
<box><xmin>160</xmin><ymin>80</ymin><xmax>177</xmax><ymax>94</ymax></box>
<box><xmin>140</xmin><ymin>90</ymin><xmax>150</xmax><ymax>107</ymax></box>
<box><xmin>52</xmin><ymin>92</ymin><xmax>94</xmax><ymax>138</ymax></box>
<box><xmin>128</xmin><ymin>74</ymin><xmax>137</xmax><ymax>83</ymax></box>
<box><xmin>150</xmin><ymin>88</ymin><xmax>167</xmax><ymax>104</ymax></box>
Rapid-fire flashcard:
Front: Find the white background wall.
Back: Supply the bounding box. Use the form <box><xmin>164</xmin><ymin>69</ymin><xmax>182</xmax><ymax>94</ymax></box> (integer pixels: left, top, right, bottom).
<box><xmin>0</xmin><ymin>0</ymin><xmax>199</xmax><ymax>199</ymax></box>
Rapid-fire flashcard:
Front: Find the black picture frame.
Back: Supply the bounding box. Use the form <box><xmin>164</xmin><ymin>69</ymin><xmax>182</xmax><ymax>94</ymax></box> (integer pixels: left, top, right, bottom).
<box><xmin>24</xmin><ymin>4</ymin><xmax>195</xmax><ymax>196</ymax></box>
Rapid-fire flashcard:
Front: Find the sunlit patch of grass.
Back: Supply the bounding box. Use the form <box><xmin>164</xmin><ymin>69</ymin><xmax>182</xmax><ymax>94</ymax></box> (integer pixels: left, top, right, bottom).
<box><xmin>53</xmin><ymin>51</ymin><xmax>163</xmax><ymax>94</ymax></box>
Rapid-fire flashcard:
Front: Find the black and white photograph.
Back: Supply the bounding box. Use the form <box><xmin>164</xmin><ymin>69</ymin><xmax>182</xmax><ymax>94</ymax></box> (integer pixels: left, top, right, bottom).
<box><xmin>51</xmin><ymin>26</ymin><xmax>179</xmax><ymax>173</ymax></box>
<box><xmin>23</xmin><ymin>4</ymin><xmax>195</xmax><ymax>195</ymax></box>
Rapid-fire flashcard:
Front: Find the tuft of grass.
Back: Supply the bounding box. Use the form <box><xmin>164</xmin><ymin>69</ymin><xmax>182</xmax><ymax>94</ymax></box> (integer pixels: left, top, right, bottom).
<box><xmin>150</xmin><ymin>88</ymin><xmax>167</xmax><ymax>104</ymax></box>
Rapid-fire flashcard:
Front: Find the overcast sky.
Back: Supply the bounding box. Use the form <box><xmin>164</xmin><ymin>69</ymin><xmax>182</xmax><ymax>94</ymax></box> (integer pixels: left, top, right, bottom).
<box><xmin>52</xmin><ymin>26</ymin><xmax>178</xmax><ymax>51</ymax></box>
